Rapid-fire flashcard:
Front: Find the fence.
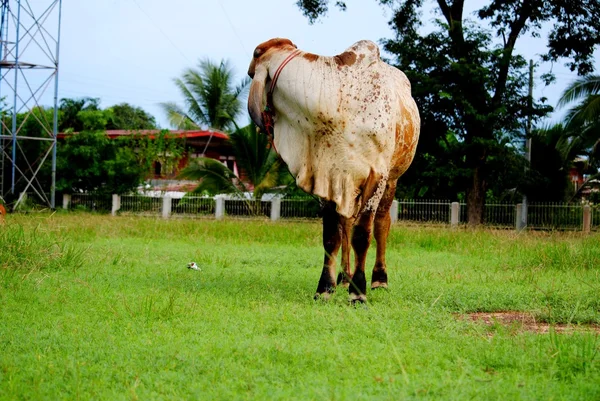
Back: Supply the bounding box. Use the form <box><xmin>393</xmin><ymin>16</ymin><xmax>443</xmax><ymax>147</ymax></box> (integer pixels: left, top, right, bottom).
<box><xmin>60</xmin><ymin>193</ymin><xmax>598</xmax><ymax>232</ymax></box>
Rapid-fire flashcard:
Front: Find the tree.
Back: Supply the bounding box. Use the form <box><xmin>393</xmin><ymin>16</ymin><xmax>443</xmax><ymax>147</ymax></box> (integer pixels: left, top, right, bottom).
<box><xmin>55</xmin><ymin>105</ymin><xmax>181</xmax><ymax>194</ymax></box>
<box><xmin>296</xmin><ymin>0</ymin><xmax>600</xmax><ymax>224</ymax></box>
<box><xmin>106</xmin><ymin>103</ymin><xmax>157</xmax><ymax>130</ymax></box>
<box><xmin>558</xmin><ymin>75</ymin><xmax>600</xmax><ymax>124</ymax></box>
<box><xmin>161</xmin><ymin>59</ymin><xmax>250</xmax><ymax>132</ymax></box>
<box><xmin>125</xmin><ymin>130</ymin><xmax>185</xmax><ymax>179</ymax></box>
<box><xmin>523</xmin><ymin>124</ymin><xmax>574</xmax><ymax>202</ymax></box>
<box><xmin>178</xmin><ymin>122</ymin><xmax>289</xmax><ymax>213</ymax></box>
<box><xmin>55</xmin><ymin>130</ymin><xmax>142</xmax><ymax>195</ymax></box>
<box><xmin>58</xmin><ymin>97</ymin><xmax>100</xmax><ymax>132</ymax></box>
<box><xmin>557</xmin><ymin>75</ymin><xmax>600</xmax><ymax>169</ymax></box>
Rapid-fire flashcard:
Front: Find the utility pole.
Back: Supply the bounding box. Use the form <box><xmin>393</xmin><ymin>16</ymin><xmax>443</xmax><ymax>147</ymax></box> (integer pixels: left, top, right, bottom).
<box><xmin>520</xmin><ymin>59</ymin><xmax>534</xmax><ymax>230</ymax></box>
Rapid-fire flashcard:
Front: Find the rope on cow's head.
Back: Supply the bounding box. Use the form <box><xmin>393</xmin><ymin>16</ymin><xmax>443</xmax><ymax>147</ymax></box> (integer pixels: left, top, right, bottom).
<box><xmin>261</xmin><ymin>49</ymin><xmax>302</xmax><ymax>150</ymax></box>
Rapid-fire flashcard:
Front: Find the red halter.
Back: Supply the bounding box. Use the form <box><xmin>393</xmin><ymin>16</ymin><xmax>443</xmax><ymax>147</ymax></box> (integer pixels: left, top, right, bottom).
<box><xmin>262</xmin><ymin>49</ymin><xmax>302</xmax><ymax>152</ymax></box>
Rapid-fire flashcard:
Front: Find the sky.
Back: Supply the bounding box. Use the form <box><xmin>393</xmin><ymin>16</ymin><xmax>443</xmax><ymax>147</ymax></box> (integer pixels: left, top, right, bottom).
<box><xmin>5</xmin><ymin>0</ymin><xmax>598</xmax><ymax>129</ymax></box>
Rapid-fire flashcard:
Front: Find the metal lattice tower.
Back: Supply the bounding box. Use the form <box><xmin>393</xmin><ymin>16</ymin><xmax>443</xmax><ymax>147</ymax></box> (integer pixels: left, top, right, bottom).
<box><xmin>0</xmin><ymin>0</ymin><xmax>62</xmax><ymax>209</ymax></box>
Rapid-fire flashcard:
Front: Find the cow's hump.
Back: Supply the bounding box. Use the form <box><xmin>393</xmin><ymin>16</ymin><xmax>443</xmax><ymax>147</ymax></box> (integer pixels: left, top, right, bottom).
<box><xmin>333</xmin><ymin>40</ymin><xmax>380</xmax><ymax>68</ymax></box>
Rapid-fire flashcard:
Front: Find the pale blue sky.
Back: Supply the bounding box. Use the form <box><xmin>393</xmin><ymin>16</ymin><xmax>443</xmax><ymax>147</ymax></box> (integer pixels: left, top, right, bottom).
<box><xmin>38</xmin><ymin>1</ymin><xmax>600</xmax><ymax>128</ymax></box>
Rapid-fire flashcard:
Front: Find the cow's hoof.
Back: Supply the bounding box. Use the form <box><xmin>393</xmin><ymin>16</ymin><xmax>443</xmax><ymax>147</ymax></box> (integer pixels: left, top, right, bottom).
<box><xmin>314</xmin><ymin>292</ymin><xmax>332</xmax><ymax>301</ymax></box>
<box><xmin>371</xmin><ymin>281</ymin><xmax>388</xmax><ymax>290</ymax></box>
<box><xmin>349</xmin><ymin>293</ymin><xmax>367</xmax><ymax>304</ymax></box>
<box><xmin>336</xmin><ymin>272</ymin><xmax>351</xmax><ymax>287</ymax></box>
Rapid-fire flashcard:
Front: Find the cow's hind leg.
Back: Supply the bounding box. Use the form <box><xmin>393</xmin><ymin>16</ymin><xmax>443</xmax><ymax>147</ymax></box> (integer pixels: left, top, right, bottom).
<box><xmin>315</xmin><ymin>202</ymin><xmax>342</xmax><ymax>300</ymax></box>
<box><xmin>349</xmin><ymin>211</ymin><xmax>376</xmax><ymax>303</ymax></box>
<box><xmin>371</xmin><ymin>181</ymin><xmax>397</xmax><ymax>289</ymax></box>
<box><xmin>336</xmin><ymin>215</ymin><xmax>354</xmax><ymax>287</ymax></box>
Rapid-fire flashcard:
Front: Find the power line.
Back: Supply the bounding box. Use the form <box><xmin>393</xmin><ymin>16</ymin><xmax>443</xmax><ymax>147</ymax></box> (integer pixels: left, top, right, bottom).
<box><xmin>218</xmin><ymin>0</ymin><xmax>250</xmax><ymax>58</ymax></box>
<box><xmin>130</xmin><ymin>0</ymin><xmax>193</xmax><ymax>65</ymax></box>
<box><xmin>59</xmin><ymin>76</ymin><xmax>175</xmax><ymax>98</ymax></box>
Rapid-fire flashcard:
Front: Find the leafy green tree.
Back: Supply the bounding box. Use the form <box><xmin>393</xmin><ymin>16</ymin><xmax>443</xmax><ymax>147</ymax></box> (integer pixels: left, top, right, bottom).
<box><xmin>161</xmin><ymin>59</ymin><xmax>249</xmax><ymax>131</ymax></box>
<box><xmin>2</xmin><ymin>98</ymin><xmax>166</xmax><ymax>199</ymax></box>
<box><xmin>523</xmin><ymin>124</ymin><xmax>574</xmax><ymax>202</ymax></box>
<box><xmin>56</xmin><ymin>106</ymin><xmax>180</xmax><ymax>194</ymax></box>
<box><xmin>55</xmin><ymin>130</ymin><xmax>142</xmax><ymax>195</ymax></box>
<box><xmin>106</xmin><ymin>103</ymin><xmax>157</xmax><ymax>130</ymax></box>
<box><xmin>178</xmin><ymin>122</ymin><xmax>289</xmax><ymax>213</ymax></box>
<box><xmin>58</xmin><ymin>97</ymin><xmax>100</xmax><ymax>132</ymax></box>
<box><xmin>296</xmin><ymin>0</ymin><xmax>600</xmax><ymax>224</ymax></box>
<box><xmin>125</xmin><ymin>130</ymin><xmax>185</xmax><ymax>179</ymax></box>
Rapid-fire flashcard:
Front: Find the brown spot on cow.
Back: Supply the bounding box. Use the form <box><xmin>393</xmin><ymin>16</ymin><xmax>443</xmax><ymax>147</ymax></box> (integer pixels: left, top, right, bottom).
<box><xmin>367</xmin><ymin>44</ymin><xmax>375</xmax><ymax>52</ymax></box>
<box><xmin>302</xmin><ymin>52</ymin><xmax>319</xmax><ymax>62</ymax></box>
<box><xmin>395</xmin><ymin>123</ymin><xmax>402</xmax><ymax>142</ymax></box>
<box><xmin>334</xmin><ymin>51</ymin><xmax>357</xmax><ymax>67</ymax></box>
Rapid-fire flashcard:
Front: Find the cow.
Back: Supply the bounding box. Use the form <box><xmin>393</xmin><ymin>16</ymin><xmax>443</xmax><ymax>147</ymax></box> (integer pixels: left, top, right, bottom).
<box><xmin>248</xmin><ymin>38</ymin><xmax>420</xmax><ymax>302</ymax></box>
<box><xmin>0</xmin><ymin>202</ymin><xmax>6</xmax><ymax>225</ymax></box>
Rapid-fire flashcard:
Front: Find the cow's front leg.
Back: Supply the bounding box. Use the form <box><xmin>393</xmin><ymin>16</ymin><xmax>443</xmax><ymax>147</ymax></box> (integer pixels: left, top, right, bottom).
<box><xmin>315</xmin><ymin>202</ymin><xmax>342</xmax><ymax>300</ymax></box>
<box><xmin>349</xmin><ymin>211</ymin><xmax>375</xmax><ymax>303</ymax></box>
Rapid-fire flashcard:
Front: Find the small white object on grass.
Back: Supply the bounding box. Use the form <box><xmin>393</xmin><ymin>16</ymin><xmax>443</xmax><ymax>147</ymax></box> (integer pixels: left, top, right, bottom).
<box><xmin>187</xmin><ymin>262</ymin><xmax>200</xmax><ymax>271</ymax></box>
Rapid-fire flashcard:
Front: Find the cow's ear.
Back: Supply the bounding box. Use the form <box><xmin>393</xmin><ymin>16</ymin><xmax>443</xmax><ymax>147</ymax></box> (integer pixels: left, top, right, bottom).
<box><xmin>248</xmin><ymin>65</ymin><xmax>268</xmax><ymax>132</ymax></box>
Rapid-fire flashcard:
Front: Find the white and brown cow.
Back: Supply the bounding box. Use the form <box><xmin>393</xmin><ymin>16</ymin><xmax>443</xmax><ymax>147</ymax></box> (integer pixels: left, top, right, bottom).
<box><xmin>248</xmin><ymin>38</ymin><xmax>420</xmax><ymax>302</ymax></box>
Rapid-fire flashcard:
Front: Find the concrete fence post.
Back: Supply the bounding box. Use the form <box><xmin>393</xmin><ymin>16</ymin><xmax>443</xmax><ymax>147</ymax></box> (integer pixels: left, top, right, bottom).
<box><xmin>15</xmin><ymin>192</ymin><xmax>27</xmax><ymax>209</ymax></box>
<box><xmin>62</xmin><ymin>194</ymin><xmax>71</xmax><ymax>210</ymax></box>
<box><xmin>390</xmin><ymin>200</ymin><xmax>399</xmax><ymax>224</ymax></box>
<box><xmin>215</xmin><ymin>196</ymin><xmax>225</xmax><ymax>220</ymax></box>
<box><xmin>162</xmin><ymin>196</ymin><xmax>172</xmax><ymax>219</ymax></box>
<box><xmin>516</xmin><ymin>203</ymin><xmax>524</xmax><ymax>231</ymax></box>
<box><xmin>270</xmin><ymin>198</ymin><xmax>281</xmax><ymax>221</ymax></box>
<box><xmin>450</xmin><ymin>202</ymin><xmax>460</xmax><ymax>228</ymax></box>
<box><xmin>111</xmin><ymin>194</ymin><xmax>121</xmax><ymax>216</ymax></box>
<box><xmin>583</xmin><ymin>205</ymin><xmax>591</xmax><ymax>234</ymax></box>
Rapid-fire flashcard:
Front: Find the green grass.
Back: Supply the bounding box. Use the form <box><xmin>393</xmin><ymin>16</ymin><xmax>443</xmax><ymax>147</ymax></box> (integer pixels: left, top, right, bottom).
<box><xmin>1</xmin><ymin>213</ymin><xmax>599</xmax><ymax>400</ymax></box>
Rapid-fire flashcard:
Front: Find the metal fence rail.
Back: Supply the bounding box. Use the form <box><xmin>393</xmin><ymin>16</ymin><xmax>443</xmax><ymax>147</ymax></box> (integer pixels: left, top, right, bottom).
<box><xmin>484</xmin><ymin>203</ymin><xmax>516</xmax><ymax>228</ymax></box>
<box><xmin>224</xmin><ymin>198</ymin><xmax>271</xmax><ymax>218</ymax></box>
<box><xmin>528</xmin><ymin>202</ymin><xmax>584</xmax><ymax>230</ymax></box>
<box><xmin>280</xmin><ymin>197</ymin><xmax>321</xmax><ymax>219</ymax></box>
<box><xmin>55</xmin><ymin>193</ymin><xmax>598</xmax><ymax>232</ymax></box>
<box><xmin>172</xmin><ymin>196</ymin><xmax>215</xmax><ymax>217</ymax></box>
<box><xmin>120</xmin><ymin>195</ymin><xmax>162</xmax><ymax>214</ymax></box>
<box><xmin>70</xmin><ymin>193</ymin><xmax>111</xmax><ymax>213</ymax></box>
<box><xmin>397</xmin><ymin>199</ymin><xmax>451</xmax><ymax>223</ymax></box>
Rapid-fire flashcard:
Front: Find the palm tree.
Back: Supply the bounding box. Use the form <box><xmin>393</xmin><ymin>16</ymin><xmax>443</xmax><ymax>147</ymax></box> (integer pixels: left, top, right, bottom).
<box><xmin>557</xmin><ymin>75</ymin><xmax>600</xmax><ymax>162</ymax></box>
<box><xmin>178</xmin><ymin>122</ymin><xmax>291</xmax><ymax>214</ymax></box>
<box><xmin>161</xmin><ymin>59</ymin><xmax>249</xmax><ymax>131</ymax></box>
<box><xmin>558</xmin><ymin>75</ymin><xmax>600</xmax><ymax>126</ymax></box>
<box><xmin>547</xmin><ymin>77</ymin><xmax>600</xmax><ymax>199</ymax></box>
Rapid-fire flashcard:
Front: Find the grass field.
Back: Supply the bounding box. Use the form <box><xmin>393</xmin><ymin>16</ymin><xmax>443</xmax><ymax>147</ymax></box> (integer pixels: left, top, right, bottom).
<box><xmin>1</xmin><ymin>213</ymin><xmax>599</xmax><ymax>400</ymax></box>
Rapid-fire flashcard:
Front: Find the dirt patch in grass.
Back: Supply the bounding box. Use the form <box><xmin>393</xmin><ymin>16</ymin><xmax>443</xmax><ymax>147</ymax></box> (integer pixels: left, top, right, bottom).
<box><xmin>461</xmin><ymin>312</ymin><xmax>600</xmax><ymax>334</ymax></box>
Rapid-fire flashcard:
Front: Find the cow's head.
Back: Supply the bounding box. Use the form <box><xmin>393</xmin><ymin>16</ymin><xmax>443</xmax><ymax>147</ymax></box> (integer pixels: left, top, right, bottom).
<box><xmin>247</xmin><ymin>38</ymin><xmax>297</xmax><ymax>132</ymax></box>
